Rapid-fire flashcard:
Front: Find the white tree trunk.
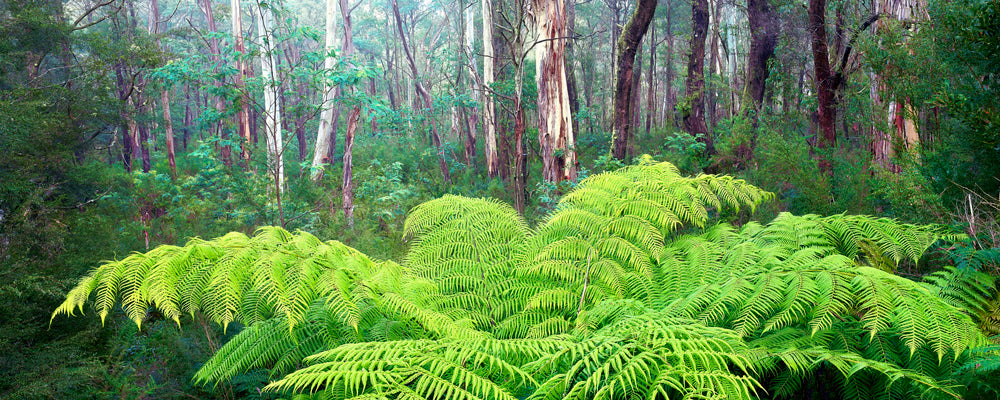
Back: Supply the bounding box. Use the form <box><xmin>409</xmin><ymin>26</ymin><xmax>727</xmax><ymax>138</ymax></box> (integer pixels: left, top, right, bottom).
<box><xmin>482</xmin><ymin>0</ymin><xmax>499</xmax><ymax>177</ymax></box>
<box><xmin>310</xmin><ymin>0</ymin><xmax>339</xmax><ymax>181</ymax></box>
<box><xmin>256</xmin><ymin>2</ymin><xmax>284</xmax><ymax>192</ymax></box>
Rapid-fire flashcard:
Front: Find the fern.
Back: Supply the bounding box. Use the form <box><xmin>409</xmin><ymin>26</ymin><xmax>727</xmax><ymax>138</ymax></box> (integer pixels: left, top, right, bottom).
<box><xmin>52</xmin><ymin>161</ymin><xmax>991</xmax><ymax>399</ymax></box>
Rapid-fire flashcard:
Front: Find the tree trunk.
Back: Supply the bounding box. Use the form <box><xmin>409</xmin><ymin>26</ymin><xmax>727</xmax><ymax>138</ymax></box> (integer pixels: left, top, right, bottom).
<box><xmin>255</xmin><ymin>0</ymin><xmax>285</xmax><ymax>198</ymax></box>
<box><xmin>231</xmin><ymin>0</ymin><xmax>252</xmax><ymax>165</ymax></box>
<box><xmin>535</xmin><ymin>0</ymin><xmax>577</xmax><ymax>183</ymax></box>
<box><xmin>161</xmin><ymin>89</ymin><xmax>177</xmax><ymax>176</ymax></box>
<box><xmin>456</xmin><ymin>0</ymin><xmax>476</xmax><ymax>169</ymax></box>
<box><xmin>631</xmin><ymin>45</ymin><xmax>642</xmax><ymax>150</ymax></box>
<box><xmin>611</xmin><ymin>0</ymin><xmax>657</xmax><ymax>160</ymax></box>
<box><xmin>708</xmin><ymin>0</ymin><xmax>720</xmax><ymax>130</ymax></box>
<box><xmin>683</xmin><ymin>0</ymin><xmax>714</xmax><ymax>156</ymax></box>
<box><xmin>745</xmin><ymin>0</ymin><xmax>778</xmax><ymax>116</ymax></box>
<box><xmin>740</xmin><ymin>0</ymin><xmax>779</xmax><ymax>167</ymax></box>
<box><xmin>310</xmin><ymin>0</ymin><xmax>339</xmax><ymax>181</ymax></box>
<box><xmin>645</xmin><ymin>21</ymin><xmax>656</xmax><ymax>136</ymax></box>
<box><xmin>343</xmin><ymin>105</ymin><xmax>360</xmax><ymax>228</ymax></box>
<box><xmin>663</xmin><ymin>3</ymin><xmax>675</xmax><ymax>125</ymax></box>
<box><xmin>482</xmin><ymin>0</ymin><xmax>500</xmax><ymax>177</ymax></box>
<box><xmin>198</xmin><ymin>0</ymin><xmax>231</xmax><ymax>166</ymax></box>
<box><xmin>138</xmin><ymin>91</ymin><xmax>152</xmax><ymax>173</ymax></box>
<box><xmin>809</xmin><ymin>0</ymin><xmax>836</xmax><ymax>150</ymax></box>
<box><xmin>513</xmin><ymin>105</ymin><xmax>527</xmax><ymax>214</ymax></box>
<box><xmin>183</xmin><ymin>84</ymin><xmax>192</xmax><ymax>151</ymax></box>
<box><xmin>148</xmin><ymin>0</ymin><xmax>177</xmax><ymax>176</ymax></box>
<box><xmin>566</xmin><ymin>0</ymin><xmax>580</xmax><ymax>137</ymax></box>
<box><xmin>392</xmin><ymin>0</ymin><xmax>451</xmax><ymax>183</ymax></box>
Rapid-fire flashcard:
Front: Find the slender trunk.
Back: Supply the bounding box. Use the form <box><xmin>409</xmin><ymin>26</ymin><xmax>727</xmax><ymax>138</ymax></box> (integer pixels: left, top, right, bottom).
<box><xmin>115</xmin><ymin>61</ymin><xmax>135</xmax><ymax>172</ymax></box>
<box><xmin>294</xmin><ymin>90</ymin><xmax>309</xmax><ymax>161</ymax></box>
<box><xmin>663</xmin><ymin>3</ymin><xmax>674</xmax><ymax>125</ymax></box>
<box><xmin>231</xmin><ymin>0</ymin><xmax>252</xmax><ymax>165</ymax></box>
<box><xmin>199</xmin><ymin>0</ymin><xmax>231</xmax><ymax>166</ymax></box>
<box><xmin>392</xmin><ymin>0</ymin><xmax>451</xmax><ymax>183</ymax></box>
<box><xmin>645</xmin><ymin>21</ymin><xmax>655</xmax><ymax>136</ymax></box>
<box><xmin>683</xmin><ymin>0</ymin><xmax>714</xmax><ymax>156</ymax></box>
<box><xmin>138</xmin><ymin>94</ymin><xmax>152</xmax><ymax>172</ymax></box>
<box><xmin>611</xmin><ymin>0</ymin><xmax>657</xmax><ymax>160</ymax></box>
<box><xmin>310</xmin><ymin>0</ymin><xmax>339</xmax><ymax>181</ymax></box>
<box><xmin>150</xmin><ymin>0</ymin><xmax>176</xmax><ymax>176</ymax></box>
<box><xmin>161</xmin><ymin>89</ymin><xmax>177</xmax><ymax>175</ymax></box>
<box><xmin>183</xmin><ymin>84</ymin><xmax>192</xmax><ymax>151</ymax></box>
<box><xmin>255</xmin><ymin>1</ymin><xmax>285</xmax><ymax>196</ymax></box>
<box><xmin>482</xmin><ymin>0</ymin><xmax>500</xmax><ymax>177</ymax></box>
<box><xmin>566</xmin><ymin>0</ymin><xmax>580</xmax><ymax>136</ymax></box>
<box><xmin>535</xmin><ymin>0</ymin><xmax>577</xmax><ymax>182</ymax></box>
<box><xmin>631</xmin><ymin>45</ymin><xmax>642</xmax><ymax>148</ymax></box>
<box><xmin>343</xmin><ymin>106</ymin><xmax>360</xmax><ymax>228</ymax></box>
<box><xmin>513</xmin><ymin>105</ymin><xmax>526</xmax><ymax>214</ymax></box>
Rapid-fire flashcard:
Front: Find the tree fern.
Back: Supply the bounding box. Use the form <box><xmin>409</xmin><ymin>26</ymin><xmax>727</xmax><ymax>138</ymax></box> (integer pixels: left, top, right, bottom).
<box><xmin>52</xmin><ymin>161</ymin><xmax>992</xmax><ymax>399</ymax></box>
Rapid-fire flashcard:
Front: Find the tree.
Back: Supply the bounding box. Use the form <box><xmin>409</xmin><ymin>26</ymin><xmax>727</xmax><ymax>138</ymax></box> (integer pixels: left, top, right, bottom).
<box><xmin>392</xmin><ymin>0</ymin><xmax>451</xmax><ymax>184</ymax></box>
<box><xmin>337</xmin><ymin>0</ymin><xmax>361</xmax><ymax>228</ymax></box>
<box><xmin>610</xmin><ymin>0</ymin><xmax>657</xmax><ymax>161</ymax></box>
<box><xmin>744</xmin><ymin>0</ymin><xmax>778</xmax><ymax>122</ymax></box>
<box><xmin>231</xmin><ymin>0</ymin><xmax>252</xmax><ymax>165</ymax></box>
<box><xmin>254</xmin><ymin>0</ymin><xmax>286</xmax><ymax>225</ymax></box>
<box><xmin>535</xmin><ymin>0</ymin><xmax>577</xmax><ymax>182</ymax></box>
<box><xmin>197</xmin><ymin>0</ymin><xmax>232</xmax><ymax>166</ymax></box>
<box><xmin>149</xmin><ymin>0</ymin><xmax>177</xmax><ymax>176</ymax></box>
<box><xmin>482</xmin><ymin>0</ymin><xmax>501</xmax><ymax>177</ymax></box>
<box><xmin>682</xmin><ymin>0</ymin><xmax>714</xmax><ymax>156</ymax></box>
<box><xmin>735</xmin><ymin>0</ymin><xmax>779</xmax><ymax>167</ymax></box>
<box><xmin>310</xmin><ymin>0</ymin><xmax>340</xmax><ymax>182</ymax></box>
<box><xmin>809</xmin><ymin>0</ymin><xmax>836</xmax><ymax>152</ymax></box>
<box><xmin>54</xmin><ymin>161</ymin><xmax>993</xmax><ymax>400</ymax></box>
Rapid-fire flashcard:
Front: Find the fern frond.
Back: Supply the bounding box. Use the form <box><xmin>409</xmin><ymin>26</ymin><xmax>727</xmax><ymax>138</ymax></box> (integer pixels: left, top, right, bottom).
<box><xmin>52</xmin><ymin>228</ymin><xmax>382</xmax><ymax>333</ymax></box>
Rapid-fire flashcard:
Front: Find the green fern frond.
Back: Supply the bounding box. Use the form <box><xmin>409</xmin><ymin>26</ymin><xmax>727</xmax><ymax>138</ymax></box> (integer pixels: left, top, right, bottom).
<box><xmin>52</xmin><ymin>228</ymin><xmax>381</xmax><ymax>333</ymax></box>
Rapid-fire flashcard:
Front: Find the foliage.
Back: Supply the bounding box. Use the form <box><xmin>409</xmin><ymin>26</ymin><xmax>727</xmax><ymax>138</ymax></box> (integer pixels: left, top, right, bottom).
<box><xmin>51</xmin><ymin>162</ymin><xmax>992</xmax><ymax>399</ymax></box>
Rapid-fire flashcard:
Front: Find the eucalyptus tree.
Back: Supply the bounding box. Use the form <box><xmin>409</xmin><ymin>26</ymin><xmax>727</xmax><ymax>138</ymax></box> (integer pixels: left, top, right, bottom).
<box><xmin>231</xmin><ymin>0</ymin><xmax>252</xmax><ymax>165</ymax></box>
<box><xmin>311</xmin><ymin>0</ymin><xmax>341</xmax><ymax>182</ymax></box>
<box><xmin>482</xmin><ymin>0</ymin><xmax>500</xmax><ymax>177</ymax></box>
<box><xmin>535</xmin><ymin>0</ymin><xmax>577</xmax><ymax>183</ymax></box>
<box><xmin>254</xmin><ymin>0</ymin><xmax>286</xmax><ymax>225</ymax></box>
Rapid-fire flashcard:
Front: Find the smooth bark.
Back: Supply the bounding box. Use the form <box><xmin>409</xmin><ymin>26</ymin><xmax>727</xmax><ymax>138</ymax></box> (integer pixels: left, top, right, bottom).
<box><xmin>255</xmin><ymin>0</ymin><xmax>286</xmax><ymax>220</ymax></box>
<box><xmin>310</xmin><ymin>0</ymin><xmax>339</xmax><ymax>181</ymax></box>
<box><xmin>231</xmin><ymin>0</ymin><xmax>251</xmax><ymax>165</ymax></box>
<box><xmin>482</xmin><ymin>0</ymin><xmax>500</xmax><ymax>177</ymax></box>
